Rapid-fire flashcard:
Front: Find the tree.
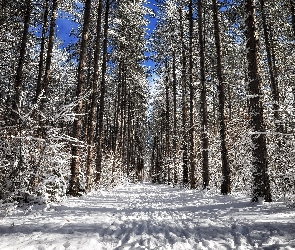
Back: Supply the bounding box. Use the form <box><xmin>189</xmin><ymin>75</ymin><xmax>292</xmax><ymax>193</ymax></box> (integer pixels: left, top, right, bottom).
<box><xmin>259</xmin><ymin>0</ymin><xmax>282</xmax><ymax>134</ymax></box>
<box><xmin>212</xmin><ymin>0</ymin><xmax>230</xmax><ymax>194</ymax></box>
<box><xmin>290</xmin><ymin>0</ymin><xmax>295</xmax><ymax>37</ymax></box>
<box><xmin>68</xmin><ymin>0</ymin><xmax>92</xmax><ymax>197</ymax></box>
<box><xmin>12</xmin><ymin>0</ymin><xmax>32</xmax><ymax>122</ymax></box>
<box><xmin>43</xmin><ymin>0</ymin><xmax>58</xmax><ymax>100</ymax></box>
<box><xmin>172</xmin><ymin>51</ymin><xmax>178</xmax><ymax>185</ymax></box>
<box><xmin>244</xmin><ymin>0</ymin><xmax>271</xmax><ymax>202</ymax></box>
<box><xmin>35</xmin><ymin>0</ymin><xmax>49</xmax><ymax>103</ymax></box>
<box><xmin>179</xmin><ymin>5</ymin><xmax>189</xmax><ymax>186</ymax></box>
<box><xmin>85</xmin><ymin>0</ymin><xmax>103</xmax><ymax>191</ymax></box>
<box><xmin>188</xmin><ymin>0</ymin><xmax>196</xmax><ymax>189</ymax></box>
<box><xmin>198</xmin><ymin>0</ymin><xmax>209</xmax><ymax>189</ymax></box>
<box><xmin>95</xmin><ymin>0</ymin><xmax>110</xmax><ymax>183</ymax></box>
<box><xmin>164</xmin><ymin>64</ymin><xmax>171</xmax><ymax>184</ymax></box>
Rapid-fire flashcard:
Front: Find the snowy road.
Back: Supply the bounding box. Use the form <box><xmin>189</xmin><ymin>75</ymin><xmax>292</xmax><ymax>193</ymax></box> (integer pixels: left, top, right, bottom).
<box><xmin>1</xmin><ymin>183</ymin><xmax>295</xmax><ymax>250</ymax></box>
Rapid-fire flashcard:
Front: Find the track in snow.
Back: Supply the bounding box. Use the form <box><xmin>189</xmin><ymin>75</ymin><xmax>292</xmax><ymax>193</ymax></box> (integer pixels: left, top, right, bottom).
<box><xmin>0</xmin><ymin>183</ymin><xmax>295</xmax><ymax>249</ymax></box>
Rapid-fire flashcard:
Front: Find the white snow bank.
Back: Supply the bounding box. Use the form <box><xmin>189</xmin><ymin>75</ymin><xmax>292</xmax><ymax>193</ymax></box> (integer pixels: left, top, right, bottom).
<box><xmin>0</xmin><ymin>183</ymin><xmax>295</xmax><ymax>250</ymax></box>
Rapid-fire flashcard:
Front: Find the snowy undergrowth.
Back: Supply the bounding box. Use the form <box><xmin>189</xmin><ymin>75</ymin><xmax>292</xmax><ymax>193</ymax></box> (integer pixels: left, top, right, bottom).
<box><xmin>0</xmin><ymin>183</ymin><xmax>295</xmax><ymax>250</ymax></box>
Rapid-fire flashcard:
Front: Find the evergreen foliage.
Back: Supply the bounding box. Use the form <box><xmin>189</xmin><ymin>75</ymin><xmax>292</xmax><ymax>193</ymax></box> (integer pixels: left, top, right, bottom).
<box><xmin>0</xmin><ymin>0</ymin><xmax>294</xmax><ymax>206</ymax></box>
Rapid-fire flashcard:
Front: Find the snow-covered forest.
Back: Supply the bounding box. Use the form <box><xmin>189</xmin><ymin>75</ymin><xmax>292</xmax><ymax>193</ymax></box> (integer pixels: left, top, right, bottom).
<box><xmin>0</xmin><ymin>0</ymin><xmax>295</xmax><ymax>248</ymax></box>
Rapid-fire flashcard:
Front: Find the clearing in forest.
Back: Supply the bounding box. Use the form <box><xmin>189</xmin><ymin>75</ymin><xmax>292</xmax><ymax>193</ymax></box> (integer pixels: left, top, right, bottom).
<box><xmin>0</xmin><ymin>183</ymin><xmax>295</xmax><ymax>250</ymax></box>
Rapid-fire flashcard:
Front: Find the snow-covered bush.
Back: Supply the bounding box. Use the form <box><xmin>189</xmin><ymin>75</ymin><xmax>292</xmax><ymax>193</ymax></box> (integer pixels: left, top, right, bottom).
<box><xmin>0</xmin><ymin>126</ymin><xmax>71</xmax><ymax>204</ymax></box>
<box><xmin>267</xmin><ymin>133</ymin><xmax>295</xmax><ymax>204</ymax></box>
<box><xmin>0</xmin><ymin>98</ymin><xmax>75</xmax><ymax>204</ymax></box>
<box><xmin>227</xmin><ymin>118</ymin><xmax>252</xmax><ymax>195</ymax></box>
<box><xmin>97</xmin><ymin>152</ymin><xmax>129</xmax><ymax>190</ymax></box>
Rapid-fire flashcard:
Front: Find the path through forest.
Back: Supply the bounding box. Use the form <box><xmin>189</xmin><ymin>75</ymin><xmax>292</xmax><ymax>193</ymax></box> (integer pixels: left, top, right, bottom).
<box><xmin>1</xmin><ymin>183</ymin><xmax>295</xmax><ymax>249</ymax></box>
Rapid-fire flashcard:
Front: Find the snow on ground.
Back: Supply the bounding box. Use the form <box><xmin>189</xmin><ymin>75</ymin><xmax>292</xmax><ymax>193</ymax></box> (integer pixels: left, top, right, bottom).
<box><xmin>0</xmin><ymin>183</ymin><xmax>295</xmax><ymax>250</ymax></box>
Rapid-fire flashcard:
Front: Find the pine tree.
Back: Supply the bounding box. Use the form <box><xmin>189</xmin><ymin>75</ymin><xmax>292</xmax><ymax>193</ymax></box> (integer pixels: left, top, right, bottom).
<box><xmin>12</xmin><ymin>0</ymin><xmax>32</xmax><ymax>122</ymax></box>
<box><xmin>35</xmin><ymin>0</ymin><xmax>49</xmax><ymax>103</ymax></box>
<box><xmin>85</xmin><ymin>0</ymin><xmax>103</xmax><ymax>191</ymax></box>
<box><xmin>244</xmin><ymin>0</ymin><xmax>272</xmax><ymax>202</ymax></box>
<box><xmin>68</xmin><ymin>0</ymin><xmax>92</xmax><ymax>196</ymax></box>
<box><xmin>179</xmin><ymin>5</ymin><xmax>189</xmax><ymax>186</ymax></box>
<box><xmin>95</xmin><ymin>0</ymin><xmax>110</xmax><ymax>183</ymax></box>
<box><xmin>198</xmin><ymin>0</ymin><xmax>209</xmax><ymax>189</ymax></box>
<box><xmin>188</xmin><ymin>0</ymin><xmax>196</xmax><ymax>189</ymax></box>
<box><xmin>43</xmin><ymin>0</ymin><xmax>58</xmax><ymax>100</ymax></box>
<box><xmin>212</xmin><ymin>0</ymin><xmax>230</xmax><ymax>194</ymax></box>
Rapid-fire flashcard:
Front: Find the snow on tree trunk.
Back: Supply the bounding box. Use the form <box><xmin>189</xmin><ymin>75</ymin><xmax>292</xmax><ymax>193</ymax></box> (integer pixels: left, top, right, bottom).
<box><xmin>244</xmin><ymin>0</ymin><xmax>272</xmax><ymax>202</ymax></box>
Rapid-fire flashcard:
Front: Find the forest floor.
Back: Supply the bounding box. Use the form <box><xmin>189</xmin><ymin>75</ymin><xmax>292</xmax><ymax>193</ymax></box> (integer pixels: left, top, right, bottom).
<box><xmin>0</xmin><ymin>182</ymin><xmax>295</xmax><ymax>250</ymax></box>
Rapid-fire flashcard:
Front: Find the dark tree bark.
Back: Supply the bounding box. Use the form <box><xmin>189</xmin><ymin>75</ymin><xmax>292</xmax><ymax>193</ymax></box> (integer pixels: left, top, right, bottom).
<box><xmin>43</xmin><ymin>0</ymin><xmax>58</xmax><ymax>98</ymax></box>
<box><xmin>152</xmin><ymin>136</ymin><xmax>161</xmax><ymax>183</ymax></box>
<box><xmin>127</xmin><ymin>96</ymin><xmax>131</xmax><ymax>177</ymax></box>
<box><xmin>159</xmin><ymin>120</ymin><xmax>164</xmax><ymax>183</ymax></box>
<box><xmin>212</xmin><ymin>0</ymin><xmax>231</xmax><ymax>194</ymax></box>
<box><xmin>228</xmin><ymin>83</ymin><xmax>232</xmax><ymax>121</ymax></box>
<box><xmin>68</xmin><ymin>0</ymin><xmax>92</xmax><ymax>196</ymax></box>
<box><xmin>82</xmin><ymin>46</ymin><xmax>94</xmax><ymax>142</ymax></box>
<box><xmin>119</xmin><ymin>64</ymin><xmax>127</xmax><ymax>159</ymax></box>
<box><xmin>165</xmin><ymin>66</ymin><xmax>171</xmax><ymax>184</ymax></box>
<box><xmin>0</xmin><ymin>1</ymin><xmax>7</xmax><ymax>27</ymax></box>
<box><xmin>85</xmin><ymin>0</ymin><xmax>103</xmax><ymax>191</ymax></box>
<box><xmin>96</xmin><ymin>0</ymin><xmax>110</xmax><ymax>183</ymax></box>
<box><xmin>112</xmin><ymin>62</ymin><xmax>122</xmax><ymax>154</ymax></box>
<box><xmin>12</xmin><ymin>0</ymin><xmax>31</xmax><ymax>120</ymax></box>
<box><xmin>179</xmin><ymin>7</ymin><xmax>189</xmax><ymax>186</ymax></box>
<box><xmin>244</xmin><ymin>0</ymin><xmax>272</xmax><ymax>202</ymax></box>
<box><xmin>259</xmin><ymin>0</ymin><xmax>282</xmax><ymax>133</ymax></box>
<box><xmin>35</xmin><ymin>0</ymin><xmax>49</xmax><ymax>103</ymax></box>
<box><xmin>188</xmin><ymin>0</ymin><xmax>196</xmax><ymax>189</ymax></box>
<box><xmin>36</xmin><ymin>0</ymin><xmax>58</xmax><ymax>139</ymax></box>
<box><xmin>119</xmin><ymin>66</ymin><xmax>128</xmax><ymax>159</ymax></box>
<box><xmin>198</xmin><ymin>0</ymin><xmax>209</xmax><ymax>189</ymax></box>
<box><xmin>172</xmin><ymin>51</ymin><xmax>178</xmax><ymax>185</ymax></box>
<box><xmin>290</xmin><ymin>0</ymin><xmax>295</xmax><ymax>37</ymax></box>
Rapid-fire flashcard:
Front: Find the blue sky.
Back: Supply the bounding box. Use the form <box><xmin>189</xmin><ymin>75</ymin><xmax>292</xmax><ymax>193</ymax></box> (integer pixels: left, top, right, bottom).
<box><xmin>55</xmin><ymin>1</ymin><xmax>157</xmax><ymax>70</ymax></box>
<box><xmin>143</xmin><ymin>0</ymin><xmax>157</xmax><ymax>71</ymax></box>
<box><xmin>145</xmin><ymin>0</ymin><xmax>157</xmax><ymax>35</ymax></box>
<box><xmin>56</xmin><ymin>13</ymin><xmax>79</xmax><ymax>47</ymax></box>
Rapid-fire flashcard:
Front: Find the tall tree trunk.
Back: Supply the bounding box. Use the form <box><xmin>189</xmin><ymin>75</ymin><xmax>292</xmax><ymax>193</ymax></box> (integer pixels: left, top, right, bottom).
<box><xmin>290</xmin><ymin>0</ymin><xmax>295</xmax><ymax>37</ymax></box>
<box><xmin>12</xmin><ymin>0</ymin><xmax>31</xmax><ymax>120</ymax></box>
<box><xmin>159</xmin><ymin>118</ymin><xmax>164</xmax><ymax>183</ymax></box>
<box><xmin>96</xmin><ymin>0</ymin><xmax>110</xmax><ymax>183</ymax></box>
<box><xmin>126</xmin><ymin>94</ymin><xmax>131</xmax><ymax>177</ymax></box>
<box><xmin>114</xmin><ymin>61</ymin><xmax>123</xmax><ymax>153</ymax></box>
<box><xmin>0</xmin><ymin>1</ymin><xmax>7</xmax><ymax>27</ymax></box>
<box><xmin>179</xmin><ymin>7</ymin><xmax>189</xmax><ymax>186</ymax></box>
<box><xmin>83</xmin><ymin>47</ymin><xmax>94</xmax><ymax>142</ymax></box>
<box><xmin>109</xmin><ymin>62</ymin><xmax>123</xmax><ymax>183</ymax></box>
<box><xmin>85</xmin><ymin>0</ymin><xmax>103</xmax><ymax>191</ymax></box>
<box><xmin>260</xmin><ymin>0</ymin><xmax>282</xmax><ymax>133</ymax></box>
<box><xmin>119</xmin><ymin>64</ymin><xmax>127</xmax><ymax>159</ymax></box>
<box><xmin>172</xmin><ymin>51</ymin><xmax>178</xmax><ymax>185</ymax></box>
<box><xmin>112</xmin><ymin>72</ymin><xmax>121</xmax><ymax>153</ymax></box>
<box><xmin>165</xmin><ymin>67</ymin><xmax>171</xmax><ymax>184</ymax></box>
<box><xmin>35</xmin><ymin>0</ymin><xmax>49</xmax><ymax>103</ymax></box>
<box><xmin>38</xmin><ymin>0</ymin><xmax>58</xmax><ymax>139</ymax></box>
<box><xmin>228</xmin><ymin>83</ymin><xmax>232</xmax><ymax>120</ymax></box>
<box><xmin>153</xmin><ymin>136</ymin><xmax>160</xmax><ymax>183</ymax></box>
<box><xmin>244</xmin><ymin>0</ymin><xmax>272</xmax><ymax>202</ymax></box>
<box><xmin>188</xmin><ymin>0</ymin><xmax>196</xmax><ymax>189</ymax></box>
<box><xmin>68</xmin><ymin>0</ymin><xmax>92</xmax><ymax>196</ymax></box>
<box><xmin>120</xmin><ymin>67</ymin><xmax>128</xmax><ymax>159</ymax></box>
<box><xmin>198</xmin><ymin>0</ymin><xmax>209</xmax><ymax>189</ymax></box>
<box><xmin>43</xmin><ymin>0</ymin><xmax>58</xmax><ymax>98</ymax></box>
<box><xmin>212</xmin><ymin>0</ymin><xmax>230</xmax><ymax>194</ymax></box>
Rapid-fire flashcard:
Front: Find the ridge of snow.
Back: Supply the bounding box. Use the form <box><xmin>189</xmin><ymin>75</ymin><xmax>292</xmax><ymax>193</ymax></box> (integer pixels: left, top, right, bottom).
<box><xmin>0</xmin><ymin>183</ymin><xmax>294</xmax><ymax>250</ymax></box>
